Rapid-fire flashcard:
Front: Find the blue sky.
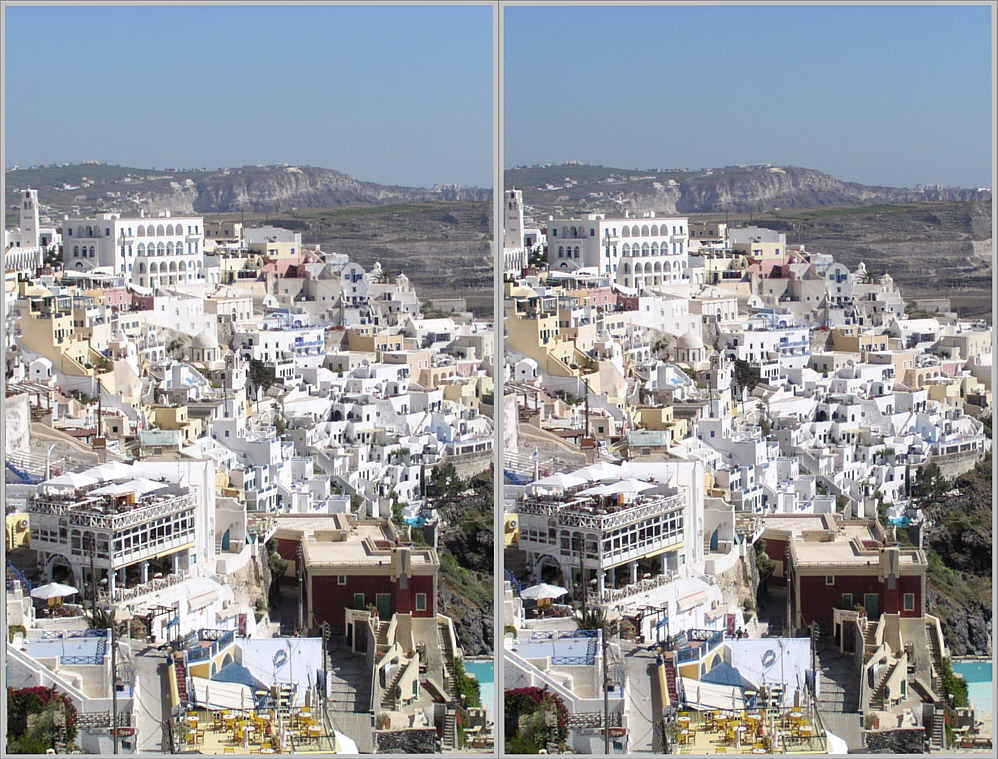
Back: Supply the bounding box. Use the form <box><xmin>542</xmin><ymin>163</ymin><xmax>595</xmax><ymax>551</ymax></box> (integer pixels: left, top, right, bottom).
<box><xmin>505</xmin><ymin>4</ymin><xmax>993</xmax><ymax>189</ymax></box>
<box><xmin>4</xmin><ymin>4</ymin><xmax>493</xmax><ymax>187</ymax></box>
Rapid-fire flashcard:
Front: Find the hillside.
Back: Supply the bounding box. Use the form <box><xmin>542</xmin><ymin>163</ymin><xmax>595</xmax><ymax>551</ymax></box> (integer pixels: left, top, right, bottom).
<box><xmin>205</xmin><ymin>202</ymin><xmax>494</xmax><ymax>315</ymax></box>
<box><xmin>4</xmin><ymin>162</ymin><xmax>490</xmax><ymax>217</ymax></box>
<box><xmin>916</xmin><ymin>453</ymin><xmax>993</xmax><ymax>656</ymax></box>
<box><xmin>506</xmin><ymin>163</ymin><xmax>989</xmax><ymax>216</ymax></box>
<box><xmin>690</xmin><ymin>201</ymin><xmax>994</xmax><ymax>320</ymax></box>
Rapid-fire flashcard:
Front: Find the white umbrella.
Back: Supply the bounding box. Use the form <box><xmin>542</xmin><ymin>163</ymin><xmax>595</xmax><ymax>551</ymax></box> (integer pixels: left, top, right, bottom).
<box><xmin>43</xmin><ymin>472</ymin><xmax>98</xmax><ymax>489</ymax></box>
<box><xmin>86</xmin><ymin>461</ymin><xmax>133</xmax><ymax>480</ymax></box>
<box><xmin>530</xmin><ymin>472</ymin><xmax>587</xmax><ymax>491</ymax></box>
<box><xmin>576</xmin><ymin>461</ymin><xmax>624</xmax><ymax>481</ymax></box>
<box><xmin>597</xmin><ymin>478</ymin><xmax>657</xmax><ymax>495</ymax></box>
<box><xmin>30</xmin><ymin>582</ymin><xmax>79</xmax><ymax>600</ymax></box>
<box><xmin>520</xmin><ymin>583</ymin><xmax>569</xmax><ymax>601</ymax></box>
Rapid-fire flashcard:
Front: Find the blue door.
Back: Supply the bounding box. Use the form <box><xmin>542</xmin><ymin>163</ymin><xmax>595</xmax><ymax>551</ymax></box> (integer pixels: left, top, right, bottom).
<box><xmin>221</xmin><ymin>528</ymin><xmax>231</xmax><ymax>551</ymax></box>
<box><xmin>709</xmin><ymin>529</ymin><xmax>719</xmax><ymax>552</ymax></box>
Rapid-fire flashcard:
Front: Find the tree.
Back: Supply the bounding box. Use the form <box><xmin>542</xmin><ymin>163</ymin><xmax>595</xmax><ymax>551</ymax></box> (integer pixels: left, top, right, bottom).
<box><xmin>248</xmin><ymin>359</ymin><xmax>276</xmax><ymax>394</ymax></box>
<box><xmin>755</xmin><ymin>540</ymin><xmax>776</xmax><ymax>603</ymax></box>
<box><xmin>6</xmin><ymin>686</ymin><xmax>78</xmax><ymax>753</ymax></box>
<box><xmin>575</xmin><ymin>606</ymin><xmax>607</xmax><ymax>631</ymax></box>
<box><xmin>733</xmin><ymin>359</ymin><xmax>760</xmax><ymax>394</ymax></box>
<box><xmin>426</xmin><ymin>462</ymin><xmax>466</xmax><ymax>499</ymax></box>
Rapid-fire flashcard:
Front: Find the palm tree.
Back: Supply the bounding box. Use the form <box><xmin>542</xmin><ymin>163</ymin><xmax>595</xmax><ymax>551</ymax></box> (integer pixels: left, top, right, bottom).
<box><xmin>576</xmin><ymin>606</ymin><xmax>607</xmax><ymax>631</ymax></box>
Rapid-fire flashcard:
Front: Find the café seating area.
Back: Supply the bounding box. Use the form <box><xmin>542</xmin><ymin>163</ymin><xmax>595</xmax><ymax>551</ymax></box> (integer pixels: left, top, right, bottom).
<box><xmin>673</xmin><ymin>707</ymin><xmax>827</xmax><ymax>755</ymax></box>
<box><xmin>179</xmin><ymin>706</ymin><xmax>328</xmax><ymax>754</ymax></box>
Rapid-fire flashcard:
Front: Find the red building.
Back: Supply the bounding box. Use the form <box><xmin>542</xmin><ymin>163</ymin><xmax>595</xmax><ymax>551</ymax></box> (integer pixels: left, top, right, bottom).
<box><xmin>271</xmin><ymin>514</ymin><xmax>439</xmax><ymax>634</ymax></box>
<box><xmin>758</xmin><ymin>514</ymin><xmax>928</xmax><ymax>634</ymax></box>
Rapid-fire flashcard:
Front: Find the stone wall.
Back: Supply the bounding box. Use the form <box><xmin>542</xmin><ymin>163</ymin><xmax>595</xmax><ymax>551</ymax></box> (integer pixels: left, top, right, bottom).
<box><xmin>374</xmin><ymin>727</ymin><xmax>437</xmax><ymax>754</ymax></box>
<box><xmin>448</xmin><ymin>450</ymin><xmax>494</xmax><ymax>480</ymax></box>
<box><xmin>930</xmin><ymin>450</ymin><xmax>987</xmax><ymax>479</ymax></box>
<box><xmin>864</xmin><ymin>727</ymin><xmax>926</xmax><ymax>754</ymax></box>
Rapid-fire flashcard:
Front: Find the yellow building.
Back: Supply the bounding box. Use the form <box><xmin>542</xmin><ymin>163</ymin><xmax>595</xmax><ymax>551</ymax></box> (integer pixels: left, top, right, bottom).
<box><xmin>150</xmin><ymin>405</ymin><xmax>204</xmax><ymax>446</ymax></box>
<box><xmin>6</xmin><ymin>513</ymin><xmax>30</xmax><ymax>550</ymax></box>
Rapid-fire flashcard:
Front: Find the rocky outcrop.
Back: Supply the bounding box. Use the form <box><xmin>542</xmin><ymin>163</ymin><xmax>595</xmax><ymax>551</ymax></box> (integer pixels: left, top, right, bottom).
<box><xmin>5</xmin><ymin>163</ymin><xmax>490</xmax><ymax>216</ymax></box>
<box><xmin>507</xmin><ymin>163</ymin><xmax>990</xmax><ymax>215</ymax></box>
<box><xmin>439</xmin><ymin>582</ymin><xmax>493</xmax><ymax>658</ymax></box>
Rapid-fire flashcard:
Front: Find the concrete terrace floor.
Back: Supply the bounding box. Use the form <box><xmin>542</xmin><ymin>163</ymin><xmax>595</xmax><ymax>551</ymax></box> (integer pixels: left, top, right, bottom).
<box><xmin>176</xmin><ymin>707</ymin><xmax>335</xmax><ymax>754</ymax></box>
<box><xmin>672</xmin><ymin>709</ymin><xmax>829</xmax><ymax>755</ymax></box>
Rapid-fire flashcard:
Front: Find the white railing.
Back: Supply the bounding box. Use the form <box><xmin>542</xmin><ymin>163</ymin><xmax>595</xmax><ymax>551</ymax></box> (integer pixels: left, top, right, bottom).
<box><xmin>518</xmin><ymin>493</ymin><xmax>684</xmax><ymax>531</ymax></box>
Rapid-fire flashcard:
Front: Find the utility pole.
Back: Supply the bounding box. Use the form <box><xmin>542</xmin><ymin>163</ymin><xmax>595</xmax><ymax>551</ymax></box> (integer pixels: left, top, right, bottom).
<box><xmin>602</xmin><ymin>620</ymin><xmax>610</xmax><ymax>754</ymax></box>
<box><xmin>111</xmin><ymin>612</ymin><xmax>119</xmax><ymax>755</ymax></box>
<box><xmin>88</xmin><ymin>533</ymin><xmax>98</xmax><ymax>618</ymax></box>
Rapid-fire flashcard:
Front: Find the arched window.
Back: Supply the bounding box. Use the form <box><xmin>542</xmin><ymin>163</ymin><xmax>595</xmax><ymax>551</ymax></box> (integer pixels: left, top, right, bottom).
<box><xmin>165</xmin><ymin>224</ymin><xmax>173</xmax><ymax>236</ymax></box>
<box><xmin>137</xmin><ymin>225</ymin><xmax>145</xmax><ymax>237</ymax></box>
<box><xmin>621</xmin><ymin>226</ymin><xmax>630</xmax><ymax>238</ymax></box>
<box><xmin>157</xmin><ymin>242</ymin><xmax>166</xmax><ymax>255</ymax></box>
<box><xmin>558</xmin><ymin>246</ymin><xmax>564</xmax><ymax>257</ymax></box>
<box><xmin>73</xmin><ymin>245</ymin><xmax>79</xmax><ymax>256</ymax></box>
<box><xmin>641</xmin><ymin>225</ymin><xmax>650</xmax><ymax>237</ymax></box>
<box><xmin>169</xmin><ymin>261</ymin><xmax>177</xmax><ymax>272</ymax></box>
<box><xmin>642</xmin><ymin>243</ymin><xmax>650</xmax><ymax>257</ymax></box>
<box><xmin>621</xmin><ymin>243</ymin><xmax>630</xmax><ymax>256</ymax></box>
<box><xmin>630</xmin><ymin>225</ymin><xmax>640</xmax><ymax>237</ymax></box>
<box><xmin>574</xmin><ymin>246</ymin><xmax>580</xmax><ymax>258</ymax></box>
<box><xmin>654</xmin><ymin>262</ymin><xmax>662</xmax><ymax>273</ymax></box>
<box><xmin>179</xmin><ymin>261</ymin><xmax>186</xmax><ymax>271</ymax></box>
<box><xmin>138</xmin><ymin>262</ymin><xmax>146</xmax><ymax>273</ymax></box>
<box><xmin>166</xmin><ymin>242</ymin><xmax>174</xmax><ymax>255</ymax></box>
<box><xmin>156</xmin><ymin>224</ymin><xmax>165</xmax><ymax>236</ymax></box>
<box><xmin>89</xmin><ymin>246</ymin><xmax>96</xmax><ymax>257</ymax></box>
<box><xmin>650</xmin><ymin>225</ymin><xmax>659</xmax><ymax>236</ymax></box>
<box><xmin>622</xmin><ymin>262</ymin><xmax>630</xmax><ymax>274</ymax></box>
<box><xmin>137</xmin><ymin>243</ymin><xmax>145</xmax><ymax>255</ymax></box>
<box><xmin>651</xmin><ymin>242</ymin><xmax>658</xmax><ymax>255</ymax></box>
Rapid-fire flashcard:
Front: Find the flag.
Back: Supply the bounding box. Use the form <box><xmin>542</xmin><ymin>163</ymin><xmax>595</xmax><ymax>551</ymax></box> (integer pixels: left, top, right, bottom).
<box><xmin>530</xmin><ymin>447</ymin><xmax>539</xmax><ymax>460</ymax></box>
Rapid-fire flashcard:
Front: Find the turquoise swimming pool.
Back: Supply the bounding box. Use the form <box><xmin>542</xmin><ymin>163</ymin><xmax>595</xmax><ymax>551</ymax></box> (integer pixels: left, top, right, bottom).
<box><xmin>952</xmin><ymin>660</ymin><xmax>993</xmax><ymax>716</ymax></box>
<box><xmin>464</xmin><ymin>658</ymin><xmax>495</xmax><ymax>718</ymax></box>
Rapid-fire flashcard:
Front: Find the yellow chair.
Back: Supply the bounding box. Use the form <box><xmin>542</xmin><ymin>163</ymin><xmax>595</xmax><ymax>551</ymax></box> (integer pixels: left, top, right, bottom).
<box><xmin>223</xmin><ymin>748</ymin><xmax>236</xmax><ymax>755</ymax></box>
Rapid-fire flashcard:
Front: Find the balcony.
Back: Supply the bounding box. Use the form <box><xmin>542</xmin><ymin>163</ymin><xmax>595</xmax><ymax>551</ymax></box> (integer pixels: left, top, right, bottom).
<box><xmin>28</xmin><ymin>492</ymin><xmax>196</xmax><ymax>531</ymax></box>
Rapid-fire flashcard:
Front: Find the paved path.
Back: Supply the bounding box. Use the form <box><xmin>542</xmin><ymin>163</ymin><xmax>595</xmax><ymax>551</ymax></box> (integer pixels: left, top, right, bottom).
<box><xmin>621</xmin><ymin>641</ymin><xmax>658</xmax><ymax>753</ymax></box>
<box><xmin>814</xmin><ymin>639</ymin><xmax>864</xmax><ymax>751</ymax></box>
<box><xmin>132</xmin><ymin>643</ymin><xmax>170</xmax><ymax>753</ymax></box>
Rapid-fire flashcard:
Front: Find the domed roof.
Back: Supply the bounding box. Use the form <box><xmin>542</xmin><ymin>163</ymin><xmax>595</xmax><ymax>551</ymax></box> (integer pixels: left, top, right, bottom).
<box><xmin>677</xmin><ymin>330</ymin><xmax>703</xmax><ymax>350</ymax></box>
<box><xmin>193</xmin><ymin>329</ymin><xmax>218</xmax><ymax>349</ymax></box>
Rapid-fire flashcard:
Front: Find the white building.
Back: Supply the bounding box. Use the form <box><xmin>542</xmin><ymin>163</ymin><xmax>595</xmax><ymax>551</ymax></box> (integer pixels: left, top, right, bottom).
<box><xmin>503</xmin><ymin>188</ymin><xmax>528</xmax><ymax>274</ymax></box>
<box><xmin>547</xmin><ymin>212</ymin><xmax>690</xmax><ymax>289</ymax></box>
<box><xmin>62</xmin><ymin>211</ymin><xmax>204</xmax><ymax>289</ymax></box>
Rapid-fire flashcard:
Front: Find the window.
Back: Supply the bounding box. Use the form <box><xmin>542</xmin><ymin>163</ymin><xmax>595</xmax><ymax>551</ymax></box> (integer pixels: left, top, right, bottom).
<box><xmin>415</xmin><ymin>593</ymin><xmax>427</xmax><ymax>611</ymax></box>
<box><xmin>337</xmin><ymin>576</ymin><xmax>347</xmax><ymax>585</ymax></box>
<box><xmin>903</xmin><ymin>593</ymin><xmax>915</xmax><ymax>611</ymax></box>
<box><xmin>825</xmin><ymin>576</ymin><xmax>835</xmax><ymax>586</ymax></box>
<box><xmin>353</xmin><ymin>593</ymin><xmax>365</xmax><ymax>609</ymax></box>
<box><xmin>841</xmin><ymin>593</ymin><xmax>853</xmax><ymax>609</ymax></box>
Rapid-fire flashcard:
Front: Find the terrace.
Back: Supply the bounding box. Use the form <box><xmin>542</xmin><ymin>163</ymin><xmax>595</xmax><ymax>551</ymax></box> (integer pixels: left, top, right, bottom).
<box><xmin>671</xmin><ymin>707</ymin><xmax>829</xmax><ymax>755</ymax></box>
<box><xmin>518</xmin><ymin>491</ymin><xmax>685</xmax><ymax>531</ymax></box>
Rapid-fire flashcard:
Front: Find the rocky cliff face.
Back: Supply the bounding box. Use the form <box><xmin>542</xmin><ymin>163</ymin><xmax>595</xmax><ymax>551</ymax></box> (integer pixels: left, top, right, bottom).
<box><xmin>142</xmin><ymin>166</ymin><xmax>491</xmax><ymax>214</ymax></box>
<box><xmin>5</xmin><ymin>163</ymin><xmax>490</xmax><ymax>217</ymax></box>
<box><xmin>507</xmin><ymin>163</ymin><xmax>989</xmax><ymax>215</ymax></box>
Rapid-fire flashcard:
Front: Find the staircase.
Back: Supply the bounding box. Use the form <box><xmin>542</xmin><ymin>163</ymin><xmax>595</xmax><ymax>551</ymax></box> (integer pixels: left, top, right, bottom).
<box><xmin>930</xmin><ymin>710</ymin><xmax>946</xmax><ymax>751</ymax></box>
<box><xmin>173</xmin><ymin>652</ymin><xmax>189</xmax><ymax>705</ymax></box>
<box><xmin>662</xmin><ymin>658</ymin><xmax>680</xmax><ymax>706</ymax></box>
<box><xmin>438</xmin><ymin>621</ymin><xmax>458</xmax><ymax>702</ymax></box>
<box><xmin>870</xmin><ymin>661</ymin><xmax>899</xmax><ymax>711</ymax></box>
<box><xmin>380</xmin><ymin>666</ymin><xmax>405</xmax><ymax>710</ymax></box>
<box><xmin>924</xmin><ymin>623</ymin><xmax>945</xmax><ymax>697</ymax></box>
<box><xmin>442</xmin><ymin>708</ymin><xmax>457</xmax><ymax>750</ymax></box>
<box><xmin>862</xmin><ymin>620</ymin><xmax>879</xmax><ymax>662</ymax></box>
